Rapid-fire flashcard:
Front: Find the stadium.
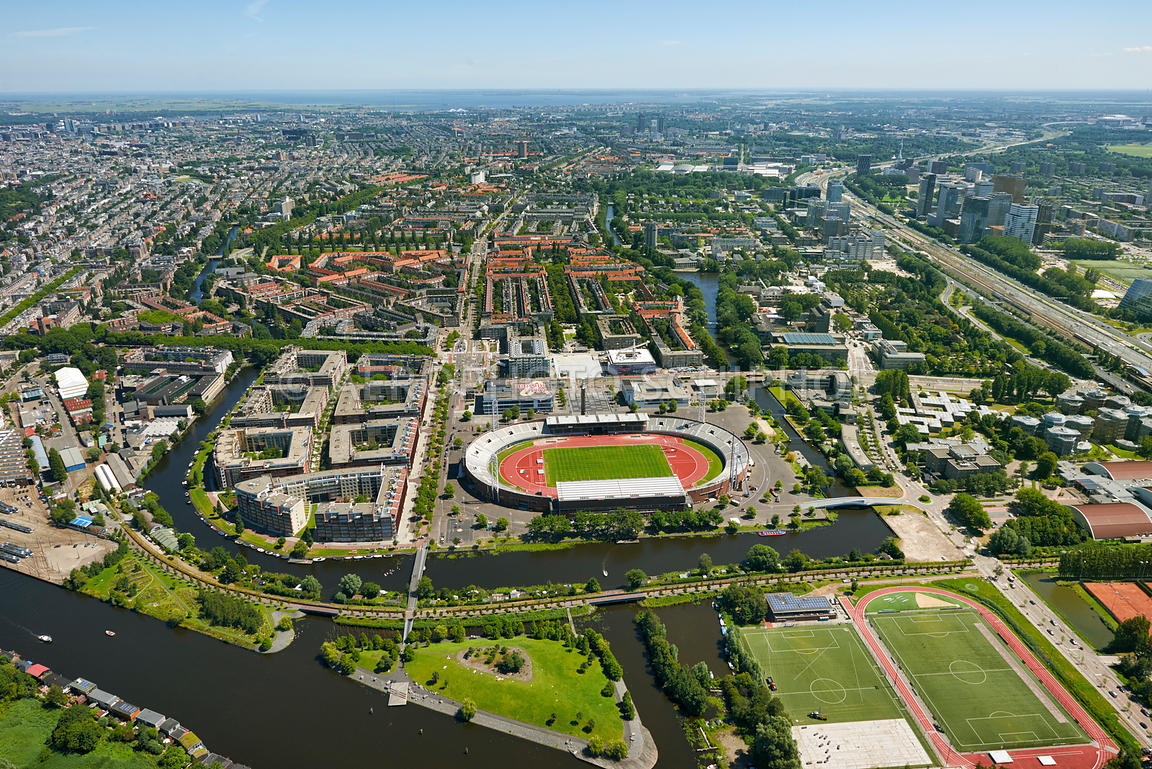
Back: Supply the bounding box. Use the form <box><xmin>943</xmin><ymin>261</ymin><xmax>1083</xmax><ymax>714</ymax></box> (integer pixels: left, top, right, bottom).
<box><xmin>462</xmin><ymin>413</ymin><xmax>751</xmax><ymax>513</ymax></box>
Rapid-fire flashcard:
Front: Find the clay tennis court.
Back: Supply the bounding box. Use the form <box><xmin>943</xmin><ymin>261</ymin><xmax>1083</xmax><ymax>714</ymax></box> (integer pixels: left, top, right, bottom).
<box><xmin>1083</xmin><ymin>581</ymin><xmax>1152</xmax><ymax>624</ymax></box>
<box><xmin>497</xmin><ymin>433</ymin><xmax>718</xmax><ymax>499</ymax></box>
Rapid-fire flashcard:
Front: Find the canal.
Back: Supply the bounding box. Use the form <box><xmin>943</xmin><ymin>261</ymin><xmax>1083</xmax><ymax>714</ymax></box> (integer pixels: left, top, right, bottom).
<box><xmin>674</xmin><ymin>270</ymin><xmax>719</xmax><ymax>330</ymax></box>
<box><xmin>189</xmin><ymin>225</ymin><xmax>237</xmax><ymax>304</ymax></box>
<box><xmin>1021</xmin><ymin>571</ymin><xmax>1115</xmax><ymax>651</ymax></box>
<box><xmin>425</xmin><ymin>506</ymin><xmax>888</xmax><ymax>591</ymax></box>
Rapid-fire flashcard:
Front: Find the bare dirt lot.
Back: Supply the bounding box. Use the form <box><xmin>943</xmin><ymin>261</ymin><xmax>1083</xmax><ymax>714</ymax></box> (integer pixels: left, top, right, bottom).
<box><xmin>0</xmin><ymin>486</ymin><xmax>114</xmax><ymax>583</ymax></box>
<box><xmin>881</xmin><ymin>510</ymin><xmax>960</xmax><ymax>562</ymax></box>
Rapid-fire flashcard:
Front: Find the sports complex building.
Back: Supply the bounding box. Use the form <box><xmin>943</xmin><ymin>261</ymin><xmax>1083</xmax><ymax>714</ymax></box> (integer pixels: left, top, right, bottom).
<box><xmin>462</xmin><ymin>413</ymin><xmax>750</xmax><ymax>513</ymax></box>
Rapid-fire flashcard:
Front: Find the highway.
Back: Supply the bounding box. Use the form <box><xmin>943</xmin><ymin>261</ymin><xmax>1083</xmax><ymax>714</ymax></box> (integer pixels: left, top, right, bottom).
<box><xmin>797</xmin><ymin>149</ymin><xmax>1152</xmax><ymax>388</ymax></box>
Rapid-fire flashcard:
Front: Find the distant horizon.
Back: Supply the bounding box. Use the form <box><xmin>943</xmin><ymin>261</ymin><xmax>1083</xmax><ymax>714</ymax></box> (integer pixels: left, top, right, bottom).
<box><xmin>4</xmin><ymin>0</ymin><xmax>1151</xmax><ymax>93</ymax></box>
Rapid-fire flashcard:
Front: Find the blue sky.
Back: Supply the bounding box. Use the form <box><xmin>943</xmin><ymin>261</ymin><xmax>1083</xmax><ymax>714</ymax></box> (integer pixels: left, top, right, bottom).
<box><xmin>2</xmin><ymin>0</ymin><xmax>1151</xmax><ymax>92</ymax></box>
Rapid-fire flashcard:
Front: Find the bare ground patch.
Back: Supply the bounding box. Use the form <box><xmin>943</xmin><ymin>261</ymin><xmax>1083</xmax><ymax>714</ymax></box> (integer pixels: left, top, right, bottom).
<box><xmin>455</xmin><ymin>644</ymin><xmax>534</xmax><ymax>682</ymax></box>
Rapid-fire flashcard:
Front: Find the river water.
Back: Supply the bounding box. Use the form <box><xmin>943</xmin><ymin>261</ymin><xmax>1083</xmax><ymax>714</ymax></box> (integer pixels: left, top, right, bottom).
<box><xmin>674</xmin><ymin>270</ymin><xmax>719</xmax><ymax>330</ymax></box>
<box><xmin>1021</xmin><ymin>572</ymin><xmax>1115</xmax><ymax>651</ymax></box>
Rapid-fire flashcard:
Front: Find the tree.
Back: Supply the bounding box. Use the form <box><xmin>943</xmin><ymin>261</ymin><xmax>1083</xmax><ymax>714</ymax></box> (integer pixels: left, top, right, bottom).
<box><xmin>946</xmin><ymin>493</ymin><xmax>992</xmax><ymax>530</ymax></box>
<box><xmin>362</xmin><ymin>581</ymin><xmax>381</xmax><ymax>600</ymax></box>
<box><xmin>751</xmin><ymin>715</ymin><xmax>802</xmax><ymax>769</ymax></box>
<box><xmin>1034</xmin><ymin>451</ymin><xmax>1059</xmax><ymax>480</ymax></box>
<box><xmin>49</xmin><ymin>704</ymin><xmax>103</xmax><ymax>754</ymax></box>
<box><xmin>47</xmin><ymin>447</ymin><xmax>68</xmax><ymax>483</ymax></box>
<box><xmin>585</xmin><ymin>577</ymin><xmax>601</xmax><ymax>593</ymax></box>
<box><xmin>494</xmin><ymin>516</ymin><xmax>509</xmax><ymax>533</ymax></box>
<box><xmin>743</xmin><ymin>544</ymin><xmax>780</xmax><ymax>572</ymax></box>
<box><xmin>718</xmin><ymin>584</ymin><xmax>767</xmax><ymax>625</ymax></box>
<box><xmin>1111</xmin><ymin>616</ymin><xmax>1151</xmax><ymax>653</ymax></box>
<box><xmin>44</xmin><ymin>683</ymin><xmax>68</xmax><ymax>707</ymax></box>
<box><xmin>299</xmin><ymin>575</ymin><xmax>321</xmax><ymax>598</ymax></box>
<box><xmin>459</xmin><ymin>698</ymin><xmax>477</xmax><ymax>721</ymax></box>
<box><xmin>698</xmin><ymin>553</ymin><xmax>713</xmax><ymax>575</ymax></box>
<box><xmin>625</xmin><ymin>569</ymin><xmax>647</xmax><ymax>590</ymax></box>
<box><xmin>416</xmin><ymin>575</ymin><xmax>435</xmax><ymax>599</ymax></box>
<box><xmin>475</xmin><ymin>513</ymin><xmax>488</xmax><ymax>529</ymax></box>
<box><xmin>338</xmin><ymin>573</ymin><xmax>363</xmax><ymax>598</ymax></box>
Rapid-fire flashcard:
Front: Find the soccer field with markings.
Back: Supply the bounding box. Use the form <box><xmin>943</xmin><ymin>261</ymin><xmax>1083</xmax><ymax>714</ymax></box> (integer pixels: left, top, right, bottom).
<box><xmin>870</xmin><ymin>607</ymin><xmax>1088</xmax><ymax>752</ymax></box>
<box><xmin>542</xmin><ymin>444</ymin><xmax>672</xmax><ymax>484</ymax></box>
<box><xmin>740</xmin><ymin>624</ymin><xmax>909</xmax><ymax>725</ymax></box>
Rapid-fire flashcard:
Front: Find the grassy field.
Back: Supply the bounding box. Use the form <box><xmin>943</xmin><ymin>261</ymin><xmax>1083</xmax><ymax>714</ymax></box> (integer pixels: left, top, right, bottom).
<box><xmin>871</xmin><ymin>606</ymin><xmax>1087</xmax><ymax>752</ymax></box>
<box><xmin>1107</xmin><ymin>143</ymin><xmax>1152</xmax><ymax>158</ymax></box>
<box><xmin>0</xmin><ymin>698</ymin><xmax>164</xmax><ymax>769</ymax></box>
<box><xmin>738</xmin><ymin>624</ymin><xmax>908</xmax><ymax>725</ymax></box>
<box><xmin>865</xmin><ymin>590</ymin><xmax>964</xmax><ymax>613</ymax></box>
<box><xmin>405</xmin><ymin>637</ymin><xmax>624</xmax><ymax>742</ymax></box>
<box><xmin>1073</xmin><ymin>259</ymin><xmax>1152</xmax><ymax>287</ymax></box>
<box><xmin>543</xmin><ymin>444</ymin><xmax>672</xmax><ymax>485</ymax></box>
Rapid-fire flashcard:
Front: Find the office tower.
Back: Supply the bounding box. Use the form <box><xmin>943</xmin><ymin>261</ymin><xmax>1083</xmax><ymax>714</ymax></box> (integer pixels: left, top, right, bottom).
<box><xmin>928</xmin><ymin>160</ymin><xmax>948</xmax><ymax>175</ymax></box>
<box><xmin>656</xmin><ymin>115</ymin><xmax>665</xmax><ymax>132</ymax></box>
<box><xmin>933</xmin><ymin>184</ymin><xmax>961</xmax><ymax>226</ymax></box>
<box><xmin>958</xmin><ymin>197</ymin><xmax>990</xmax><ymax>243</ymax></box>
<box><xmin>917</xmin><ymin>174</ymin><xmax>937</xmax><ymax>218</ymax></box>
<box><xmin>644</xmin><ymin>222</ymin><xmax>657</xmax><ymax>248</ymax></box>
<box><xmin>987</xmin><ymin>192</ymin><xmax>1013</xmax><ymax>228</ymax></box>
<box><xmin>636</xmin><ymin>113</ymin><xmax>646</xmax><ymax>132</ymax></box>
<box><xmin>973</xmin><ymin>180</ymin><xmax>994</xmax><ymax>198</ymax></box>
<box><xmin>516</xmin><ymin>140</ymin><xmax>529</xmax><ymax>158</ymax></box>
<box><xmin>992</xmin><ymin>174</ymin><xmax>1026</xmax><ymax>204</ymax></box>
<box><xmin>1004</xmin><ymin>203</ymin><xmax>1038</xmax><ymax>244</ymax></box>
<box><xmin>856</xmin><ymin>155</ymin><xmax>872</xmax><ymax>176</ymax></box>
<box><xmin>1120</xmin><ymin>279</ymin><xmax>1152</xmax><ymax>316</ymax></box>
<box><xmin>826</xmin><ymin>179</ymin><xmax>843</xmax><ymax>202</ymax></box>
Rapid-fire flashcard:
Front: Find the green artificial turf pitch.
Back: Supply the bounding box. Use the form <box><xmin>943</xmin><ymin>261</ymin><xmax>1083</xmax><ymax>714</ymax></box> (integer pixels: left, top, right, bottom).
<box><xmin>738</xmin><ymin>624</ymin><xmax>908</xmax><ymax>725</ymax></box>
<box><xmin>542</xmin><ymin>444</ymin><xmax>673</xmax><ymax>485</ymax></box>
<box><xmin>870</xmin><ymin>607</ymin><xmax>1087</xmax><ymax>752</ymax></box>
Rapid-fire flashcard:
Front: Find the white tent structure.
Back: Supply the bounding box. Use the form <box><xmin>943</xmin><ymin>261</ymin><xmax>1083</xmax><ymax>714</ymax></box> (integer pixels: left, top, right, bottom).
<box><xmin>54</xmin><ymin>367</ymin><xmax>89</xmax><ymax>400</ymax></box>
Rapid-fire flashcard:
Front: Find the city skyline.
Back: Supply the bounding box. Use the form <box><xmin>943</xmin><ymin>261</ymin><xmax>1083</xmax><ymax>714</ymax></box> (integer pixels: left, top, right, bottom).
<box><xmin>3</xmin><ymin>0</ymin><xmax>1152</xmax><ymax>93</ymax></box>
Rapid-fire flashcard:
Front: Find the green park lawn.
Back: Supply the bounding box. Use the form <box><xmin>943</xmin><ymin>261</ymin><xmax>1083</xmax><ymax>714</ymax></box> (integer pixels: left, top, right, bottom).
<box><xmin>543</xmin><ymin>444</ymin><xmax>672</xmax><ymax>485</ymax></box>
<box><xmin>1107</xmin><ymin>143</ymin><xmax>1152</xmax><ymax>158</ymax></box>
<box><xmin>0</xmin><ymin>698</ymin><xmax>163</xmax><ymax>769</ymax></box>
<box><xmin>405</xmin><ymin>637</ymin><xmax>624</xmax><ymax>742</ymax></box>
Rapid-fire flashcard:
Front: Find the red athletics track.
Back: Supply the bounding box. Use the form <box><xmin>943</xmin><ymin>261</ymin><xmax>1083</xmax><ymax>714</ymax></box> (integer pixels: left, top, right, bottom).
<box><xmin>842</xmin><ymin>586</ymin><xmax>1115</xmax><ymax>769</ymax></box>
<box><xmin>498</xmin><ymin>433</ymin><xmax>712</xmax><ymax>498</ymax></box>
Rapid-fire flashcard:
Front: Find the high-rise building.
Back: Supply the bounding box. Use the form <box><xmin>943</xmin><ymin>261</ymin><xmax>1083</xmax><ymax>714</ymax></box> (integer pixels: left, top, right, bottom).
<box><xmin>992</xmin><ymin>174</ymin><xmax>1026</xmax><ymax>203</ymax></box>
<box><xmin>516</xmin><ymin>140</ymin><xmax>529</xmax><ymax>159</ymax></box>
<box><xmin>826</xmin><ymin>179</ymin><xmax>843</xmax><ymax>202</ymax></box>
<box><xmin>928</xmin><ymin>160</ymin><xmax>948</xmax><ymax>175</ymax></box>
<box><xmin>973</xmin><ymin>180</ymin><xmax>994</xmax><ymax>198</ymax></box>
<box><xmin>644</xmin><ymin>222</ymin><xmax>658</xmax><ymax>248</ymax></box>
<box><xmin>933</xmin><ymin>184</ymin><xmax>961</xmax><ymax>226</ymax></box>
<box><xmin>916</xmin><ymin>174</ymin><xmax>937</xmax><ymax>218</ymax></box>
<box><xmin>636</xmin><ymin>113</ymin><xmax>646</xmax><ymax>132</ymax></box>
<box><xmin>1120</xmin><ymin>279</ymin><xmax>1152</xmax><ymax>317</ymax></box>
<box><xmin>987</xmin><ymin>192</ymin><xmax>1013</xmax><ymax>228</ymax></box>
<box><xmin>958</xmin><ymin>197</ymin><xmax>990</xmax><ymax>243</ymax></box>
<box><xmin>856</xmin><ymin>155</ymin><xmax>872</xmax><ymax>177</ymax></box>
<box><xmin>1004</xmin><ymin>203</ymin><xmax>1039</xmax><ymax>244</ymax></box>
<box><xmin>656</xmin><ymin>115</ymin><xmax>665</xmax><ymax>133</ymax></box>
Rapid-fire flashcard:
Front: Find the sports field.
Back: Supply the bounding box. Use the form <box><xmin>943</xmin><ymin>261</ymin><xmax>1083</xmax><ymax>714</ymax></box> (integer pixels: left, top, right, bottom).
<box><xmin>543</xmin><ymin>444</ymin><xmax>672</xmax><ymax>484</ymax></box>
<box><xmin>1107</xmin><ymin>143</ymin><xmax>1152</xmax><ymax>158</ymax></box>
<box><xmin>740</xmin><ymin>625</ymin><xmax>909</xmax><ymax>725</ymax></box>
<box><xmin>871</xmin><ymin>608</ymin><xmax>1087</xmax><ymax>752</ymax></box>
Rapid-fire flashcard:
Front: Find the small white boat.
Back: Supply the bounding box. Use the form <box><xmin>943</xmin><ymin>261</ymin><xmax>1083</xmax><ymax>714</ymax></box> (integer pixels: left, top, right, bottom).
<box><xmin>105</xmin><ymin>630</ymin><xmax>116</xmax><ymax>637</ymax></box>
<box><xmin>37</xmin><ymin>634</ymin><xmax>52</xmax><ymax>644</ymax></box>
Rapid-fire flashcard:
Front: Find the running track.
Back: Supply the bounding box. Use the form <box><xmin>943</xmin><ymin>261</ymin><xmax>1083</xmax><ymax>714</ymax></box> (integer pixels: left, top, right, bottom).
<box><xmin>842</xmin><ymin>586</ymin><xmax>1116</xmax><ymax>769</ymax></box>
<box><xmin>498</xmin><ymin>433</ymin><xmax>712</xmax><ymax>498</ymax></box>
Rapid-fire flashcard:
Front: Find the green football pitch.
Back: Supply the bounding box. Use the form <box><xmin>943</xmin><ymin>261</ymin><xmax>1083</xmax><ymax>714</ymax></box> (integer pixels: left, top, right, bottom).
<box><xmin>870</xmin><ymin>607</ymin><xmax>1087</xmax><ymax>752</ymax></box>
<box><xmin>738</xmin><ymin>625</ymin><xmax>908</xmax><ymax>725</ymax></box>
<box><xmin>542</xmin><ymin>444</ymin><xmax>673</xmax><ymax>485</ymax></box>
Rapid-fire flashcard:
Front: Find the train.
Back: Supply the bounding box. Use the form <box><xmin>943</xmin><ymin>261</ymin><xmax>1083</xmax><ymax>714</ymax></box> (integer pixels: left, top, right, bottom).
<box><xmin>0</xmin><ymin>543</ymin><xmax>31</xmax><ymax>558</ymax></box>
<box><xmin>0</xmin><ymin>519</ymin><xmax>32</xmax><ymax>534</ymax></box>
